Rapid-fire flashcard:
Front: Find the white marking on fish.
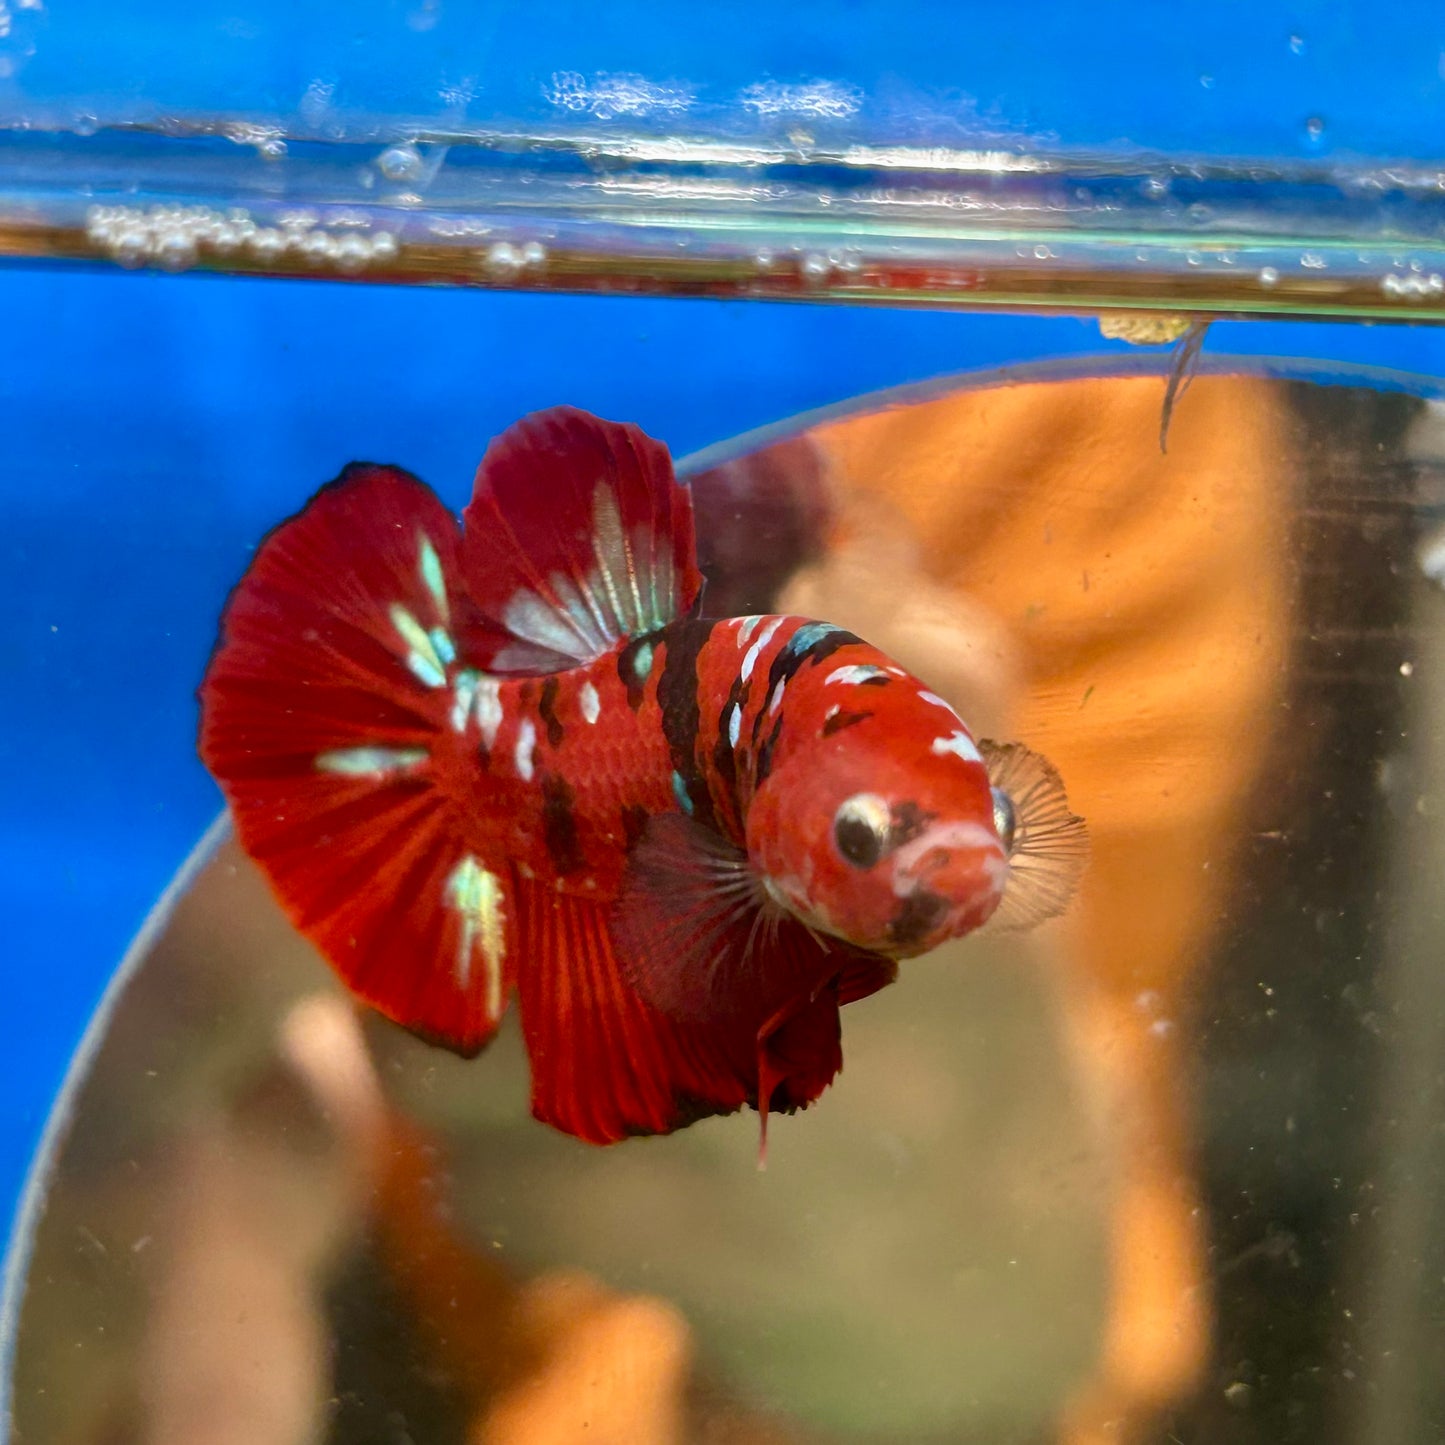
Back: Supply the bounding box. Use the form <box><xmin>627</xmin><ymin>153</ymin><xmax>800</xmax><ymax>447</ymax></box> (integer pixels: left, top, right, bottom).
<box><xmin>473</xmin><ymin>676</ymin><xmax>503</xmax><ymax>749</ymax></box>
<box><xmin>737</xmin><ymin>615</ymin><xmax>763</xmax><ymax>645</ymax></box>
<box><xmin>315</xmin><ymin>746</ymin><xmax>427</xmax><ymax>777</ymax></box>
<box><xmin>429</xmin><ymin>626</ymin><xmax>456</xmax><ymax>666</ymax></box>
<box><xmin>891</xmin><ymin>821</ymin><xmax>1003</xmax><ymax>896</ymax></box>
<box><xmin>418</xmin><ymin>535</ymin><xmax>449</xmax><ymax>621</ymax></box>
<box><xmin>740</xmin><ymin>617</ymin><xmax>784</xmax><ymax>682</ymax></box>
<box><xmin>769</xmin><ymin>677</ymin><xmax>787</xmax><ymax>716</ymax></box>
<box><xmin>445</xmin><ymin>855</ymin><xmax>506</xmax><ymax>1018</ymax></box>
<box><xmin>390</xmin><ymin>603</ymin><xmax>447</xmax><ymax>688</ymax></box>
<box><xmin>451</xmin><ymin>670</ymin><xmax>479</xmax><ymax>733</ymax></box>
<box><xmin>514</xmin><ymin>718</ymin><xmax>536</xmax><ymax>781</ymax></box>
<box><xmin>727</xmin><ymin>703</ymin><xmax>741</xmax><ymax>748</ymax></box>
<box><xmin>580</xmin><ymin>680</ymin><xmax>601</xmax><ymax>725</ymax></box>
<box><xmin>931</xmin><ymin>729</ymin><xmax>983</xmax><ymax>765</ymax></box>
<box><xmin>824</xmin><ymin>663</ymin><xmax>889</xmax><ymax>687</ymax></box>
<box><xmin>917</xmin><ymin>690</ymin><xmax>960</xmax><ymax>717</ymax></box>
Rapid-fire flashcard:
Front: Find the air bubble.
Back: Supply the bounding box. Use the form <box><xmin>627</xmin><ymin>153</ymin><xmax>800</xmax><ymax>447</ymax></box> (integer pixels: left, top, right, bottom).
<box><xmin>377</xmin><ymin>142</ymin><xmax>424</xmax><ymax>182</ymax></box>
<box><xmin>153</xmin><ymin>231</ymin><xmax>197</xmax><ymax>272</ymax></box>
<box><xmin>485</xmin><ymin>241</ymin><xmax>522</xmax><ymax>274</ymax></box>
<box><xmin>299</xmin><ymin>232</ymin><xmax>338</xmax><ymax>264</ymax></box>
<box><xmin>800</xmin><ymin>252</ymin><xmax>831</xmax><ymax>284</ymax></box>
<box><xmin>248</xmin><ymin>228</ymin><xmax>287</xmax><ymax>261</ymax></box>
<box><xmin>1304</xmin><ymin>115</ymin><xmax>1326</xmax><ymax>145</ymax></box>
<box><xmin>521</xmin><ymin>240</ymin><xmax>547</xmax><ymax>266</ymax></box>
<box><xmin>1259</xmin><ymin>266</ymin><xmax>1280</xmax><ymax>287</ymax></box>
<box><xmin>369</xmin><ymin>232</ymin><xmax>399</xmax><ymax>261</ymax></box>
<box><xmin>110</xmin><ymin>228</ymin><xmax>151</xmax><ymax>268</ymax></box>
<box><xmin>258</xmin><ymin>137</ymin><xmax>287</xmax><ymax>160</ymax></box>
<box><xmin>333</xmin><ymin>233</ymin><xmax>371</xmax><ymax>273</ymax></box>
<box><xmin>1289</xmin><ymin>33</ymin><xmax>1306</xmax><ymax>54</ymax></box>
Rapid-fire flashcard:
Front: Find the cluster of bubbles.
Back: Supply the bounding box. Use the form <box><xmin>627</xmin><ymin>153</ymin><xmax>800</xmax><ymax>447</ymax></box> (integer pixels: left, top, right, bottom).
<box><xmin>84</xmin><ymin>205</ymin><xmax>399</xmax><ymax>274</ymax></box>
<box><xmin>1381</xmin><ymin>270</ymin><xmax>1444</xmax><ymax>299</ymax></box>
<box><xmin>483</xmin><ymin>239</ymin><xmax>548</xmax><ymax>276</ymax></box>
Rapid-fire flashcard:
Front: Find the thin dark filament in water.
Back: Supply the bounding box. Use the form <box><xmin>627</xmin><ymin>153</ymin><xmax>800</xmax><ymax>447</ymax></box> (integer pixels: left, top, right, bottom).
<box><xmin>1160</xmin><ymin>320</ymin><xmax>1210</xmax><ymax>453</ymax></box>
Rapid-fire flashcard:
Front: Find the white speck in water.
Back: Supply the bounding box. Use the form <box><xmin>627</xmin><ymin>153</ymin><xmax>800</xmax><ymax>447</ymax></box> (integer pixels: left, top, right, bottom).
<box><xmin>1259</xmin><ymin>266</ymin><xmax>1280</xmax><ymax>287</ymax></box>
<box><xmin>1289</xmin><ymin>33</ymin><xmax>1306</xmax><ymax>54</ymax></box>
<box><xmin>1416</xmin><ymin>526</ymin><xmax>1445</xmax><ymax>584</ymax></box>
<box><xmin>521</xmin><ymin>240</ymin><xmax>547</xmax><ymax>267</ymax></box>
<box><xmin>1400</xmin><ymin>660</ymin><xmax>1415</xmax><ymax>677</ymax></box>
<box><xmin>369</xmin><ymin>231</ymin><xmax>399</xmax><ymax>261</ymax></box>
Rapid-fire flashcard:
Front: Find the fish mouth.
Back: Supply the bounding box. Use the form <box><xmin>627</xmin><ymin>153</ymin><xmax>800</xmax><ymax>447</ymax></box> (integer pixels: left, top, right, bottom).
<box><xmin>886</xmin><ymin>821</ymin><xmax>1008</xmax><ymax>953</ymax></box>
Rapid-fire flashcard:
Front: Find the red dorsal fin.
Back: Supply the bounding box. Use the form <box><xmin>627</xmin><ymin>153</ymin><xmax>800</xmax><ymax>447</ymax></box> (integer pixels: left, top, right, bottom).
<box><xmin>460</xmin><ymin>407</ymin><xmax>702</xmax><ymax>674</ymax></box>
<box><xmin>609</xmin><ymin>813</ymin><xmax>893</xmax><ymax>1156</ymax></box>
<box><xmin>199</xmin><ymin>463</ymin><xmax>515</xmax><ymax>1055</ymax></box>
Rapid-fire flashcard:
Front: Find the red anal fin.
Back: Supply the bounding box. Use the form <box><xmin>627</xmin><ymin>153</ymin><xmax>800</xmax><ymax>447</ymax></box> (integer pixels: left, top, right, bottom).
<box><xmin>460</xmin><ymin>408</ymin><xmax>702</xmax><ymax>672</ymax></box>
<box><xmin>514</xmin><ymin>882</ymin><xmax>752</xmax><ymax>1144</ymax></box>
<box><xmin>200</xmin><ymin>462</ymin><xmax>516</xmax><ymax>1055</ymax></box>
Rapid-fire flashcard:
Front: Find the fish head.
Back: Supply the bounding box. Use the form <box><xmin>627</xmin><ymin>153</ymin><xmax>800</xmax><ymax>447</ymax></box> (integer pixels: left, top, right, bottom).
<box><xmin>745</xmin><ymin>682</ymin><xmax>1011</xmax><ymax>958</ymax></box>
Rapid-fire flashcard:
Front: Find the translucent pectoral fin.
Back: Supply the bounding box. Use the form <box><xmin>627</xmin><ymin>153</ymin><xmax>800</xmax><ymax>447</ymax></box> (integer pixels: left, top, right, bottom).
<box><xmin>979</xmin><ymin>738</ymin><xmax>1090</xmax><ymax>931</ymax></box>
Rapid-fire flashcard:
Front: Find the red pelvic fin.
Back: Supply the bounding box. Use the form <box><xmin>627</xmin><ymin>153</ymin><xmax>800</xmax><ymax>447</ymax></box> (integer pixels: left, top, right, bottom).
<box><xmin>610</xmin><ymin>812</ymin><xmax>895</xmax><ymax>1151</ymax></box>
<box><xmin>199</xmin><ymin>462</ymin><xmax>515</xmax><ymax>1054</ymax></box>
<box><xmin>460</xmin><ymin>407</ymin><xmax>703</xmax><ymax>672</ymax></box>
<box><xmin>514</xmin><ymin>882</ymin><xmax>752</xmax><ymax>1144</ymax></box>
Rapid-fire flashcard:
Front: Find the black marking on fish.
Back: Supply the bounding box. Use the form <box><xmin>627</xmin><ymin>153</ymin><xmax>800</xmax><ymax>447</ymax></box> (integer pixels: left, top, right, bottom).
<box><xmin>888</xmin><ymin>801</ymin><xmax>934</xmax><ymax>849</ymax></box>
<box><xmin>617</xmin><ymin>634</ymin><xmax>654</xmax><ymax>711</ymax></box>
<box><xmin>858</xmin><ymin>673</ymin><xmax>891</xmax><ymax>687</ymax></box>
<box><xmin>753</xmin><ymin>624</ymin><xmax>863</xmax><ymax>745</ymax></box>
<box><xmin>821</xmin><ymin>708</ymin><xmax>872</xmax><ymax>738</ymax></box>
<box><xmin>541</xmin><ymin>773</ymin><xmax>585</xmax><ymax>876</ymax></box>
<box><xmin>711</xmin><ymin>671</ymin><xmax>751</xmax><ymax>811</ymax></box>
<box><xmin>658</xmin><ymin>619</ymin><xmax>716</xmax><ymax>828</ymax></box>
<box><xmin>754</xmin><ymin>713</ymin><xmax>785</xmax><ymax>788</ymax></box>
<box><xmin>620</xmin><ymin>803</ymin><xmax>650</xmax><ymax>852</ymax></box>
<box><xmin>538</xmin><ymin>676</ymin><xmax>565</xmax><ymax>748</ymax></box>
<box><xmin>888</xmin><ymin>889</ymin><xmax>949</xmax><ymax>950</ymax></box>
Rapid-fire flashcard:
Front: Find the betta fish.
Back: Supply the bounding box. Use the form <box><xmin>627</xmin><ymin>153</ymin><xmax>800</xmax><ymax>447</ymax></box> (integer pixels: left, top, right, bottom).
<box><xmin>199</xmin><ymin>407</ymin><xmax>1086</xmax><ymax>1156</ymax></box>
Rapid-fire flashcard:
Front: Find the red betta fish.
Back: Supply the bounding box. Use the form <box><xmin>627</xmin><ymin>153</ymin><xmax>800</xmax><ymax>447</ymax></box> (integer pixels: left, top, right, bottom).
<box><xmin>199</xmin><ymin>407</ymin><xmax>1086</xmax><ymax>1155</ymax></box>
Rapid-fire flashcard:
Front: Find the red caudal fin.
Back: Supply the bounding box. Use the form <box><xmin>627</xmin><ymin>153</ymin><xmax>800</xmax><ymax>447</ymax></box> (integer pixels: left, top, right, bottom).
<box><xmin>514</xmin><ymin>884</ymin><xmax>753</xmax><ymax>1143</ymax></box>
<box><xmin>460</xmin><ymin>407</ymin><xmax>703</xmax><ymax>673</ymax></box>
<box><xmin>199</xmin><ymin>463</ymin><xmax>515</xmax><ymax>1055</ymax></box>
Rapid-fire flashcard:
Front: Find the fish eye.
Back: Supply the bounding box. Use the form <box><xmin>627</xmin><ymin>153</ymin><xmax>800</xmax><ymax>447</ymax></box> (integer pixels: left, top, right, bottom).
<box><xmin>991</xmin><ymin>786</ymin><xmax>1017</xmax><ymax>855</ymax></box>
<box><xmin>833</xmin><ymin>792</ymin><xmax>891</xmax><ymax>869</ymax></box>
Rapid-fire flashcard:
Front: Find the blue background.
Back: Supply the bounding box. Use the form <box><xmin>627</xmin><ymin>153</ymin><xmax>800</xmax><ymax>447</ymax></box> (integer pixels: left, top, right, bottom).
<box><xmin>4</xmin><ymin>0</ymin><xmax>1445</xmax><ymax>1258</ymax></box>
